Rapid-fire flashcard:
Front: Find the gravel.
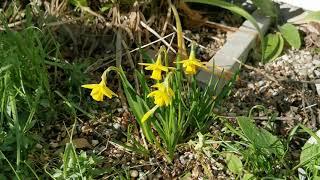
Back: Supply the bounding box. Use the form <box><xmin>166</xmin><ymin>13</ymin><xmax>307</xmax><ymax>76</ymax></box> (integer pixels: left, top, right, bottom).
<box><xmin>265</xmin><ymin>49</ymin><xmax>320</xmax><ymax>80</ymax></box>
<box><xmin>223</xmin><ymin>48</ymin><xmax>320</xmax><ymax>132</ymax></box>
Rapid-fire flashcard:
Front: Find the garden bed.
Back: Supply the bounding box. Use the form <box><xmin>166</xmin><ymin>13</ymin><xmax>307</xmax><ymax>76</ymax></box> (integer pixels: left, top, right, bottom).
<box><xmin>1</xmin><ymin>0</ymin><xmax>320</xmax><ymax>179</ymax></box>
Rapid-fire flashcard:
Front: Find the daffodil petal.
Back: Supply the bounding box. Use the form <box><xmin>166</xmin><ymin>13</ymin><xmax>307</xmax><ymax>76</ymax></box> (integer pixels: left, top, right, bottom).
<box><xmin>147</xmin><ymin>91</ymin><xmax>156</xmax><ymax>98</ymax></box>
<box><xmin>159</xmin><ymin>66</ymin><xmax>169</xmax><ymax>72</ymax></box>
<box><xmin>138</xmin><ymin>63</ymin><xmax>153</xmax><ymax>66</ymax></box>
<box><xmin>191</xmin><ymin>60</ymin><xmax>206</xmax><ymax>67</ymax></box>
<box><xmin>145</xmin><ymin>65</ymin><xmax>156</xmax><ymax>70</ymax></box>
<box><xmin>102</xmin><ymin>86</ymin><xmax>117</xmax><ymax>98</ymax></box>
<box><xmin>82</xmin><ymin>84</ymin><xmax>99</xmax><ymax>89</ymax></box>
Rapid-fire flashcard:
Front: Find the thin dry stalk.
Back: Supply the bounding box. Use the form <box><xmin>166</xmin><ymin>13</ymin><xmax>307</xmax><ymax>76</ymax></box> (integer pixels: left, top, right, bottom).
<box><xmin>121</xmin><ymin>39</ymin><xmax>140</xmax><ymax>93</ymax></box>
<box><xmin>140</xmin><ymin>21</ymin><xmax>176</xmax><ymax>54</ymax></box>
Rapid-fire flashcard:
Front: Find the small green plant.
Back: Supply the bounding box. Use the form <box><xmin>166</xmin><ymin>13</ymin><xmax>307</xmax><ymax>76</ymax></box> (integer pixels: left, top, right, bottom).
<box><xmin>249</xmin><ymin>0</ymin><xmax>302</xmax><ymax>62</ymax></box>
<box><xmin>294</xmin><ymin>124</ymin><xmax>320</xmax><ymax>179</ymax></box>
<box><xmin>222</xmin><ymin>115</ymin><xmax>287</xmax><ymax>178</ymax></box>
<box><xmin>49</xmin><ymin>143</ymin><xmax>108</xmax><ymax>179</ymax></box>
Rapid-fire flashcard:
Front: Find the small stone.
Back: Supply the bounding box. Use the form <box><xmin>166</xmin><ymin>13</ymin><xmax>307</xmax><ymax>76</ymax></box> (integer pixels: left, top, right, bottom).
<box><xmin>272</xmin><ymin>90</ymin><xmax>279</xmax><ymax>96</ymax></box>
<box><xmin>304</xmin><ymin>55</ymin><xmax>313</xmax><ymax>62</ymax></box>
<box><xmin>314</xmin><ymin>70</ymin><xmax>320</xmax><ymax>78</ymax></box>
<box><xmin>113</xmin><ymin>123</ymin><xmax>121</xmax><ymax>129</ymax></box>
<box><xmin>130</xmin><ymin>170</ymin><xmax>139</xmax><ymax>178</ymax></box>
<box><xmin>81</xmin><ymin>125</ymin><xmax>92</xmax><ymax>134</ymax></box>
<box><xmin>313</xmin><ymin>60</ymin><xmax>320</xmax><ymax>66</ymax></box>
<box><xmin>316</xmin><ymin>84</ymin><xmax>320</xmax><ymax>96</ymax></box>
<box><xmin>72</xmin><ymin>138</ymin><xmax>92</xmax><ymax>149</ymax></box>
<box><xmin>247</xmin><ymin>83</ymin><xmax>255</xmax><ymax>89</ymax></box>
<box><xmin>282</xmin><ymin>55</ymin><xmax>289</xmax><ymax>61</ymax></box>
<box><xmin>257</xmin><ymin>80</ymin><xmax>265</xmax><ymax>87</ymax></box>
<box><xmin>35</xmin><ymin>143</ymin><xmax>43</xmax><ymax>149</ymax></box>
<box><xmin>116</xmin><ymin>108</ymin><xmax>124</xmax><ymax>113</ymax></box>
<box><xmin>49</xmin><ymin>142</ymin><xmax>59</xmax><ymax>148</ymax></box>
<box><xmin>259</xmin><ymin>85</ymin><xmax>268</xmax><ymax>93</ymax></box>
<box><xmin>91</xmin><ymin>140</ymin><xmax>99</xmax><ymax>146</ymax></box>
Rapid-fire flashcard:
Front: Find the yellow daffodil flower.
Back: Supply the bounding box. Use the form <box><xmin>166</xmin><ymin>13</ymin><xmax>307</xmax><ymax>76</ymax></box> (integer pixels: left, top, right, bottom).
<box><xmin>141</xmin><ymin>79</ymin><xmax>174</xmax><ymax>123</ymax></box>
<box><xmin>139</xmin><ymin>53</ymin><xmax>169</xmax><ymax>80</ymax></box>
<box><xmin>147</xmin><ymin>82</ymin><xmax>174</xmax><ymax>107</ymax></box>
<box><xmin>177</xmin><ymin>43</ymin><xmax>208</xmax><ymax>75</ymax></box>
<box><xmin>82</xmin><ymin>79</ymin><xmax>117</xmax><ymax>102</ymax></box>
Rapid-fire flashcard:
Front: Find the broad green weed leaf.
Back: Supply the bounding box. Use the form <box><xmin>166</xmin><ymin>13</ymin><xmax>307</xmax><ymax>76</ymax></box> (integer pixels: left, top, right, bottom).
<box><xmin>243</xmin><ymin>173</ymin><xmax>256</xmax><ymax>180</ymax></box>
<box><xmin>275</xmin><ymin>33</ymin><xmax>284</xmax><ymax>61</ymax></box>
<box><xmin>69</xmin><ymin>0</ymin><xmax>88</xmax><ymax>7</ymax></box>
<box><xmin>263</xmin><ymin>33</ymin><xmax>284</xmax><ymax>62</ymax></box>
<box><xmin>300</xmin><ymin>143</ymin><xmax>320</xmax><ymax>169</ymax></box>
<box><xmin>279</xmin><ymin>23</ymin><xmax>301</xmax><ymax>49</ymax></box>
<box><xmin>251</xmin><ymin>0</ymin><xmax>277</xmax><ymax>17</ymax></box>
<box><xmin>226</xmin><ymin>153</ymin><xmax>243</xmax><ymax>174</ymax></box>
<box><xmin>100</xmin><ymin>3</ymin><xmax>112</xmax><ymax>12</ymax></box>
<box><xmin>237</xmin><ymin>116</ymin><xmax>284</xmax><ymax>156</ymax></box>
<box><xmin>263</xmin><ymin>33</ymin><xmax>278</xmax><ymax>61</ymax></box>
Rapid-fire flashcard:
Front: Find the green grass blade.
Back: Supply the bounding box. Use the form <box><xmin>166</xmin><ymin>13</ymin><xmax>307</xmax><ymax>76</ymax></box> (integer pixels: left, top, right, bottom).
<box><xmin>0</xmin><ymin>150</ymin><xmax>21</xmax><ymax>180</ymax></box>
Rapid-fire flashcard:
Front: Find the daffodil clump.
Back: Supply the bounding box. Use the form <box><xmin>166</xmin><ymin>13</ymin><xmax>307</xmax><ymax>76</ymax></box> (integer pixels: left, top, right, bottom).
<box><xmin>81</xmin><ymin>4</ymin><xmax>236</xmax><ymax>162</ymax></box>
<box><xmin>81</xmin><ymin>43</ymin><xmax>221</xmax><ymax>161</ymax></box>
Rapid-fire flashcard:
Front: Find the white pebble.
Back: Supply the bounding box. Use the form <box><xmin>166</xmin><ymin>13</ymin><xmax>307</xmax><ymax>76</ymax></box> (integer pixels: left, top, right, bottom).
<box><xmin>130</xmin><ymin>170</ymin><xmax>139</xmax><ymax>178</ymax></box>
<box><xmin>113</xmin><ymin>123</ymin><xmax>121</xmax><ymax>129</ymax></box>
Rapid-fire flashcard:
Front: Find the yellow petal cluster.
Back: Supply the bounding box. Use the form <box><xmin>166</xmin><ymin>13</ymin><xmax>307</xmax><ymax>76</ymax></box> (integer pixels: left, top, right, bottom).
<box><xmin>147</xmin><ymin>83</ymin><xmax>174</xmax><ymax>107</ymax></box>
<box><xmin>141</xmin><ymin>81</ymin><xmax>174</xmax><ymax>123</ymax></box>
<box><xmin>139</xmin><ymin>54</ymin><xmax>169</xmax><ymax>80</ymax></box>
<box><xmin>81</xmin><ymin>80</ymin><xmax>117</xmax><ymax>101</ymax></box>
<box><xmin>177</xmin><ymin>45</ymin><xmax>208</xmax><ymax>75</ymax></box>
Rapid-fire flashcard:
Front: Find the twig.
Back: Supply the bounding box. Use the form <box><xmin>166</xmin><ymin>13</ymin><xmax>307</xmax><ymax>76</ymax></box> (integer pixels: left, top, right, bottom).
<box><xmin>169</xmin><ymin>24</ymin><xmax>208</xmax><ymax>50</ymax></box>
<box><xmin>167</xmin><ymin>32</ymin><xmax>176</xmax><ymax>54</ymax></box>
<box><xmin>302</xmin><ymin>104</ymin><xmax>317</xmax><ymax>110</ymax></box>
<box><xmin>160</xmin><ymin>5</ymin><xmax>172</xmax><ymax>38</ymax></box>
<box><xmin>225</xmin><ymin>116</ymin><xmax>294</xmax><ymax>121</ymax></box>
<box><xmin>140</xmin><ymin>21</ymin><xmax>176</xmax><ymax>54</ymax></box>
<box><xmin>0</xmin><ymin>20</ymin><xmax>26</xmax><ymax>30</ymax></box>
<box><xmin>45</xmin><ymin>17</ymin><xmax>85</xmax><ymax>27</ymax></box>
<box><xmin>85</xmin><ymin>33</ymin><xmax>175</xmax><ymax>73</ymax></box>
<box><xmin>121</xmin><ymin>39</ymin><xmax>140</xmax><ymax>93</ymax></box>
<box><xmin>278</xmin><ymin>78</ymin><xmax>320</xmax><ymax>84</ymax></box>
<box><xmin>205</xmin><ymin>20</ymin><xmax>238</xmax><ymax>32</ymax></box>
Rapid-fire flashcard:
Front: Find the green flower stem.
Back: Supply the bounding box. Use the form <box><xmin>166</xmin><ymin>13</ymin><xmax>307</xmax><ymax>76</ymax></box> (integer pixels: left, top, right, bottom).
<box><xmin>106</xmin><ymin>66</ymin><xmax>155</xmax><ymax>143</ymax></box>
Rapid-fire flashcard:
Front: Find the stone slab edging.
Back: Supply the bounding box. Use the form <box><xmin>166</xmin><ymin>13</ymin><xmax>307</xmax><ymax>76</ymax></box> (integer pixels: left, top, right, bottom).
<box><xmin>195</xmin><ymin>2</ymin><xmax>307</xmax><ymax>92</ymax></box>
<box><xmin>196</xmin><ymin>10</ymin><xmax>272</xmax><ymax>90</ymax></box>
